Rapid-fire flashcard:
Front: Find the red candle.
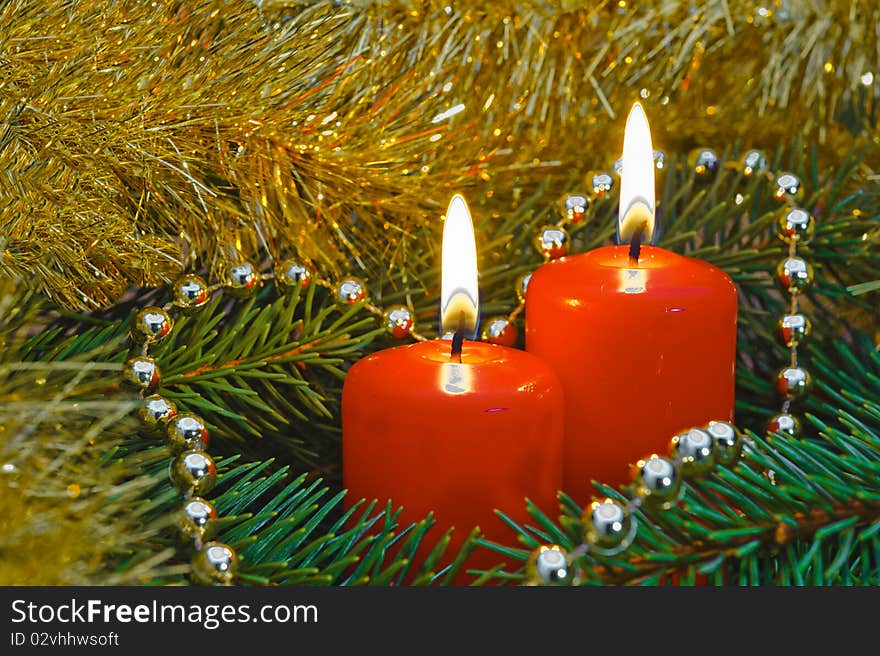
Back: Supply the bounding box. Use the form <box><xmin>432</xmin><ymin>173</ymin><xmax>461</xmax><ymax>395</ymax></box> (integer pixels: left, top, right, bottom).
<box><xmin>343</xmin><ymin>195</ymin><xmax>564</xmax><ymax>581</ymax></box>
<box><xmin>525</xmin><ymin>103</ymin><xmax>737</xmax><ymax>501</ymax></box>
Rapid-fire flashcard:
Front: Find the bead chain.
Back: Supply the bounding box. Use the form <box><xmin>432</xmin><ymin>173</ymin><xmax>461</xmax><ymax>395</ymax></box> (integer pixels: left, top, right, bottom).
<box><xmin>767</xmin><ymin>191</ymin><xmax>815</xmax><ymax>439</ymax></box>
<box><xmin>523</xmin><ymin>421</ymin><xmax>744</xmax><ymax>585</ymax></box>
<box><xmin>123</xmin><ymin>260</ymin><xmax>427</xmax><ymax>585</ymax></box>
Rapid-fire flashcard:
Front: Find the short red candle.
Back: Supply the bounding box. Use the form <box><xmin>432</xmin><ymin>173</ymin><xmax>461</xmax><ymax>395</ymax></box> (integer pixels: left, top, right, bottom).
<box><xmin>343</xmin><ymin>194</ymin><xmax>563</xmax><ymax>582</ymax></box>
<box><xmin>342</xmin><ymin>339</ymin><xmax>563</xmax><ymax>579</ymax></box>
<box><xmin>526</xmin><ymin>243</ymin><xmax>737</xmax><ymax>499</ymax></box>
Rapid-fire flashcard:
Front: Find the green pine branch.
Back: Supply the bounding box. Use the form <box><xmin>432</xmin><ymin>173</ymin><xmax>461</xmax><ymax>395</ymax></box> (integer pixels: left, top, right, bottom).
<box><xmin>476</xmin><ymin>333</ymin><xmax>880</xmax><ymax>585</ymax></box>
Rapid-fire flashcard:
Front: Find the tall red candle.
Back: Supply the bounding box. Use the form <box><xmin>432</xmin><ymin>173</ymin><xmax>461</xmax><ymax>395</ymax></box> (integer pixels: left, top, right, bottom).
<box><xmin>343</xmin><ymin>195</ymin><xmax>564</xmax><ymax>580</ymax></box>
<box><xmin>525</xmin><ymin>103</ymin><xmax>737</xmax><ymax>501</ymax></box>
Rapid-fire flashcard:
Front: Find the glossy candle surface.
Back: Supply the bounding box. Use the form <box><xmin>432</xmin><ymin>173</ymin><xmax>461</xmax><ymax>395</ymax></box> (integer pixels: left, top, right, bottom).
<box><xmin>342</xmin><ymin>339</ymin><xmax>564</xmax><ymax>577</ymax></box>
<box><xmin>526</xmin><ymin>244</ymin><xmax>737</xmax><ymax>500</ymax></box>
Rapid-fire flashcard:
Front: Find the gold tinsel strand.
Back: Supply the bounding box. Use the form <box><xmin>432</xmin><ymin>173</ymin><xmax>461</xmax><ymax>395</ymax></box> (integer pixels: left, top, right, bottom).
<box><xmin>0</xmin><ymin>278</ymin><xmax>179</xmax><ymax>584</ymax></box>
<box><xmin>0</xmin><ymin>0</ymin><xmax>877</xmax><ymax>308</ymax></box>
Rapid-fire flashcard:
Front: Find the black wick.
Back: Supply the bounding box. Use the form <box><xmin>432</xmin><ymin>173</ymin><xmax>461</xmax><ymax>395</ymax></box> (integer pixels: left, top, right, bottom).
<box><xmin>449</xmin><ymin>310</ymin><xmax>467</xmax><ymax>362</ymax></box>
<box><xmin>628</xmin><ymin>223</ymin><xmax>646</xmax><ymax>265</ymax></box>
<box><xmin>450</xmin><ymin>330</ymin><xmax>465</xmax><ymax>363</ymax></box>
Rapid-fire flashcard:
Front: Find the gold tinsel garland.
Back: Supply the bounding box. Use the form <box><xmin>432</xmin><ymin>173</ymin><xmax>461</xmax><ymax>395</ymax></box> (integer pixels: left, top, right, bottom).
<box><xmin>0</xmin><ymin>278</ymin><xmax>181</xmax><ymax>584</ymax></box>
<box><xmin>0</xmin><ymin>0</ymin><xmax>877</xmax><ymax>309</ymax></box>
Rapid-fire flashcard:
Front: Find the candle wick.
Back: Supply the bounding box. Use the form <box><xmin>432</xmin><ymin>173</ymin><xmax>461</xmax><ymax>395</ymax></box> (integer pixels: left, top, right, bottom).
<box><xmin>450</xmin><ymin>330</ymin><xmax>464</xmax><ymax>363</ymax></box>
<box><xmin>628</xmin><ymin>224</ymin><xmax>646</xmax><ymax>265</ymax></box>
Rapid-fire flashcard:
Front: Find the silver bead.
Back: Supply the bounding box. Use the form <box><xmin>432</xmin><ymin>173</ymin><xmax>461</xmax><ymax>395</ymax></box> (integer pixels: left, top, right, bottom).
<box><xmin>777</xmin><ymin>256</ymin><xmax>814</xmax><ymax>295</ymax></box>
<box><xmin>139</xmin><ymin>394</ymin><xmax>177</xmax><ymax>431</ymax></box>
<box><xmin>335</xmin><ymin>277</ymin><xmax>367</xmax><ymax>305</ymax></box>
<box><xmin>653</xmin><ymin>149</ymin><xmax>666</xmax><ymax>171</ymax></box>
<box><xmin>170</xmin><ymin>450</ymin><xmax>217</xmax><ymax>495</ymax></box>
<box><xmin>534</xmin><ymin>226</ymin><xmax>569</xmax><ymax>259</ymax></box>
<box><xmin>583</xmin><ymin>499</ymin><xmax>635</xmax><ymax>554</ymax></box>
<box><xmin>132</xmin><ymin>306</ymin><xmax>173</xmax><ymax>345</ymax></box>
<box><xmin>689</xmin><ymin>148</ymin><xmax>720</xmax><ymax>178</ymax></box>
<box><xmin>777</xmin><ymin>313</ymin><xmax>811</xmax><ymax>347</ymax></box>
<box><xmin>524</xmin><ymin>545</ymin><xmax>572</xmax><ymax>586</ymax></box>
<box><xmin>224</xmin><ymin>261</ymin><xmax>261</xmax><ymax>297</ymax></box>
<box><xmin>774</xmin><ymin>172</ymin><xmax>804</xmax><ymax>203</ymax></box>
<box><xmin>705</xmin><ymin>421</ymin><xmax>743</xmax><ymax>466</ymax></box>
<box><xmin>383</xmin><ymin>306</ymin><xmax>414</xmax><ymax>339</ymax></box>
<box><xmin>123</xmin><ymin>356</ymin><xmax>160</xmax><ymax>393</ymax></box>
<box><xmin>192</xmin><ymin>542</ymin><xmax>238</xmax><ymax>585</ymax></box>
<box><xmin>173</xmin><ymin>274</ymin><xmax>210</xmax><ymax>313</ymax></box>
<box><xmin>587</xmin><ymin>171</ymin><xmax>614</xmax><ymax>198</ymax></box>
<box><xmin>777</xmin><ymin>208</ymin><xmax>814</xmax><ymax>244</ymax></box>
<box><xmin>766</xmin><ymin>413</ymin><xmax>801</xmax><ymax>438</ymax></box>
<box><xmin>741</xmin><ymin>150</ymin><xmax>768</xmax><ymax>177</ymax></box>
<box><xmin>166</xmin><ymin>413</ymin><xmax>209</xmax><ymax>454</ymax></box>
<box><xmin>177</xmin><ymin>497</ymin><xmax>218</xmax><ymax>541</ymax></box>
<box><xmin>275</xmin><ymin>259</ymin><xmax>312</xmax><ymax>289</ymax></box>
<box><xmin>480</xmin><ymin>316</ymin><xmax>517</xmax><ymax>347</ymax></box>
<box><xmin>515</xmin><ymin>272</ymin><xmax>532</xmax><ymax>303</ymax></box>
<box><xmin>776</xmin><ymin>366</ymin><xmax>812</xmax><ymax>399</ymax></box>
<box><xmin>558</xmin><ymin>193</ymin><xmax>589</xmax><ymax>224</ymax></box>
<box><xmin>633</xmin><ymin>455</ymin><xmax>681</xmax><ymax>509</ymax></box>
<box><xmin>670</xmin><ymin>427</ymin><xmax>716</xmax><ymax>479</ymax></box>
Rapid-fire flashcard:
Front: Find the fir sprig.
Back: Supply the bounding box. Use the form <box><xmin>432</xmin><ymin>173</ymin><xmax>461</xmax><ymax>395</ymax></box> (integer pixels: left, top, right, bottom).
<box><xmin>477</xmin><ymin>334</ymin><xmax>880</xmax><ymax>585</ymax></box>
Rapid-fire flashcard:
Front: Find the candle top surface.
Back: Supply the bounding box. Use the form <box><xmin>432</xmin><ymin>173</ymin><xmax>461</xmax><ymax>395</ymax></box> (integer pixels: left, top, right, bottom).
<box><xmin>358</xmin><ymin>338</ymin><xmax>532</xmax><ymax>365</ymax></box>
<box><xmin>347</xmin><ymin>339</ymin><xmax>561</xmax><ymax>398</ymax></box>
<box><xmin>528</xmin><ymin>244</ymin><xmax>737</xmax><ymax>298</ymax></box>
<box><xmin>589</xmin><ymin>244</ymin><xmax>686</xmax><ymax>270</ymax></box>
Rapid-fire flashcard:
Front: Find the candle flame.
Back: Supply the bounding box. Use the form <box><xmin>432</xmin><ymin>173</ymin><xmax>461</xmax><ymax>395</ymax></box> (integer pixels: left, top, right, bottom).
<box><xmin>618</xmin><ymin>102</ymin><xmax>656</xmax><ymax>244</ymax></box>
<box><xmin>440</xmin><ymin>194</ymin><xmax>479</xmax><ymax>338</ymax></box>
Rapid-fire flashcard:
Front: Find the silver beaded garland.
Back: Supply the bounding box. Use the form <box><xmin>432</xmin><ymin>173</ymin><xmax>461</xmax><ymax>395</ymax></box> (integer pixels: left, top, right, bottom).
<box><xmin>776</xmin><ymin>366</ymin><xmax>812</xmax><ymax>399</ymax></box>
<box><xmin>525</xmin><ymin>416</ymin><xmax>744</xmax><ymax>585</ymax></box>
<box><xmin>766</xmin><ymin>413</ymin><xmax>801</xmax><ymax>439</ymax></box>
<box><xmin>652</xmin><ymin>149</ymin><xmax>666</xmax><ymax>171</ymax></box>
<box><xmin>583</xmin><ymin>498</ymin><xmax>635</xmax><ymax>554</ymax></box>
<box><xmin>335</xmin><ymin>277</ymin><xmax>367</xmax><ymax>304</ymax></box>
<box><xmin>777</xmin><ymin>313</ymin><xmax>811</xmax><ymax>348</ymax></box>
<box><xmin>587</xmin><ymin>171</ymin><xmax>614</xmax><ymax>198</ymax></box>
<box><xmin>139</xmin><ymin>394</ymin><xmax>177</xmax><ymax>430</ymax></box>
<box><xmin>481</xmin><ymin>316</ymin><xmax>517</xmax><ymax>347</ymax></box>
<box><xmin>170</xmin><ymin>450</ymin><xmax>217</xmax><ymax>496</ymax></box>
<box><xmin>166</xmin><ymin>413</ymin><xmax>210</xmax><ymax>453</ymax></box>
<box><xmin>276</xmin><ymin>259</ymin><xmax>312</xmax><ymax>289</ymax></box>
<box><xmin>123</xmin><ymin>356</ymin><xmax>160</xmax><ymax>393</ymax></box>
<box><xmin>633</xmin><ymin>455</ymin><xmax>682</xmax><ymax>509</ymax></box>
<box><xmin>524</xmin><ymin>545</ymin><xmax>572</xmax><ymax>586</ymax></box>
<box><xmin>705</xmin><ymin>420</ymin><xmax>743</xmax><ymax>466</ymax></box>
<box><xmin>778</xmin><ymin>208</ymin><xmax>815</xmax><ymax>244</ymax></box>
<box><xmin>769</xmin><ymin>191</ymin><xmax>815</xmax><ymax>436</ymax></box>
<box><xmin>173</xmin><ymin>274</ymin><xmax>210</xmax><ymax>313</ymax></box>
<box><xmin>777</xmin><ymin>256</ymin><xmax>814</xmax><ymax>295</ymax></box>
<box><xmin>559</xmin><ymin>193</ymin><xmax>589</xmax><ymax>223</ymax></box>
<box><xmin>192</xmin><ymin>542</ymin><xmax>239</xmax><ymax>585</ymax></box>
<box><xmin>741</xmin><ymin>150</ymin><xmax>768</xmax><ymax>177</ymax></box>
<box><xmin>177</xmin><ymin>497</ymin><xmax>218</xmax><ymax>541</ymax></box>
<box><xmin>132</xmin><ymin>306</ymin><xmax>173</xmax><ymax>345</ymax></box>
<box><xmin>383</xmin><ymin>306</ymin><xmax>414</xmax><ymax>339</ymax></box>
<box><xmin>224</xmin><ymin>261</ymin><xmax>261</xmax><ymax>297</ymax></box>
<box><xmin>534</xmin><ymin>226</ymin><xmax>569</xmax><ymax>259</ymax></box>
<box><xmin>774</xmin><ymin>172</ymin><xmax>804</xmax><ymax>203</ymax></box>
<box><xmin>689</xmin><ymin>148</ymin><xmax>720</xmax><ymax>178</ymax></box>
<box><xmin>670</xmin><ymin>427</ymin><xmax>716</xmax><ymax>478</ymax></box>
